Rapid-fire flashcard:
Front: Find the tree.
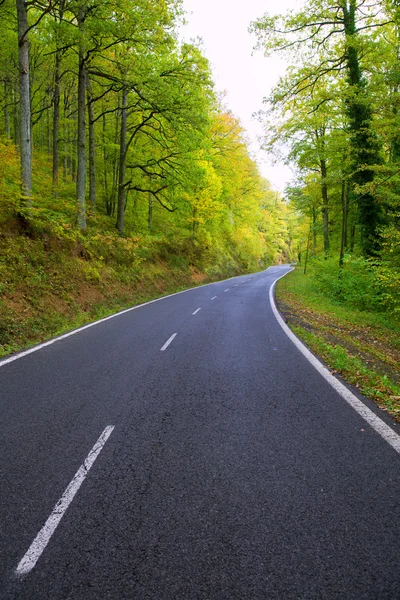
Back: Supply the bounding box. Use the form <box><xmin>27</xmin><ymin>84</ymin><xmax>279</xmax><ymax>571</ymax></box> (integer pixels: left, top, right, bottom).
<box><xmin>251</xmin><ymin>0</ymin><xmax>388</xmax><ymax>256</ymax></box>
<box><xmin>16</xmin><ymin>0</ymin><xmax>31</xmax><ymax>205</ymax></box>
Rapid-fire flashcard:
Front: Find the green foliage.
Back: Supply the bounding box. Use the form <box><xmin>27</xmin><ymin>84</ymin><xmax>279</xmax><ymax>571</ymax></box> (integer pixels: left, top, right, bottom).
<box><xmin>309</xmin><ymin>256</ymin><xmax>400</xmax><ymax>312</ymax></box>
<box><xmin>251</xmin><ymin>0</ymin><xmax>399</xmax><ymax>315</ymax></box>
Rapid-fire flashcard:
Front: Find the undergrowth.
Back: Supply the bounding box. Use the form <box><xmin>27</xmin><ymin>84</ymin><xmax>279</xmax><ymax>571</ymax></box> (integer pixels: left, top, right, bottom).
<box><xmin>276</xmin><ymin>267</ymin><xmax>400</xmax><ymax>421</ymax></box>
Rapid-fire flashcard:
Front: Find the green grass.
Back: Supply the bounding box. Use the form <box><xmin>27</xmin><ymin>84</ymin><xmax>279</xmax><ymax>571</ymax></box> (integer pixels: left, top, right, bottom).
<box><xmin>276</xmin><ymin>268</ymin><xmax>400</xmax><ymax>420</ymax></box>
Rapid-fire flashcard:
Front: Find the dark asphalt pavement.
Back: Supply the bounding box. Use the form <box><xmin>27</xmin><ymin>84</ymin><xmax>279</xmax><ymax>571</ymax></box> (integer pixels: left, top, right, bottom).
<box><xmin>1</xmin><ymin>266</ymin><xmax>400</xmax><ymax>599</ymax></box>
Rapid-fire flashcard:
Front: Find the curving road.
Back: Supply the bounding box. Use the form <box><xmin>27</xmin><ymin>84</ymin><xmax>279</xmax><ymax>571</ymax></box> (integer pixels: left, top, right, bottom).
<box><xmin>1</xmin><ymin>265</ymin><xmax>400</xmax><ymax>599</ymax></box>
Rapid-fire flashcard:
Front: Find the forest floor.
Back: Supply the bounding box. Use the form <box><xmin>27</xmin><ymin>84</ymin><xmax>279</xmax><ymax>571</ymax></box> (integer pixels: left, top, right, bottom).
<box><xmin>276</xmin><ymin>268</ymin><xmax>400</xmax><ymax>422</ymax></box>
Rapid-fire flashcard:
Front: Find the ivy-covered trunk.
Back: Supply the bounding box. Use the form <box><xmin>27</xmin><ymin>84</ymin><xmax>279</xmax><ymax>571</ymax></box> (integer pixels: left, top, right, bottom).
<box><xmin>342</xmin><ymin>0</ymin><xmax>383</xmax><ymax>257</ymax></box>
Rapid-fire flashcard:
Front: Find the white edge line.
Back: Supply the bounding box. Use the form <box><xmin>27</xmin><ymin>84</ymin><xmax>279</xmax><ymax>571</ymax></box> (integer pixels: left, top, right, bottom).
<box><xmin>15</xmin><ymin>425</ymin><xmax>115</xmax><ymax>576</ymax></box>
<box><xmin>160</xmin><ymin>333</ymin><xmax>177</xmax><ymax>351</ymax></box>
<box><xmin>192</xmin><ymin>308</ymin><xmax>201</xmax><ymax>315</ymax></box>
<box><xmin>0</xmin><ymin>266</ymin><xmax>278</xmax><ymax>369</ymax></box>
<box><xmin>269</xmin><ymin>271</ymin><xmax>400</xmax><ymax>456</ymax></box>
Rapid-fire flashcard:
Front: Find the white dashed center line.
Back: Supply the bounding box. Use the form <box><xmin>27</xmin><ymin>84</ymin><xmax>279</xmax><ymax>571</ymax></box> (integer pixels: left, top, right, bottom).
<box><xmin>192</xmin><ymin>308</ymin><xmax>201</xmax><ymax>315</ymax></box>
<box><xmin>160</xmin><ymin>333</ymin><xmax>177</xmax><ymax>351</ymax></box>
<box><xmin>15</xmin><ymin>425</ymin><xmax>115</xmax><ymax>576</ymax></box>
<box><xmin>211</xmin><ymin>296</ymin><xmax>217</xmax><ymax>300</ymax></box>
<box><xmin>224</xmin><ymin>289</ymin><xmax>229</xmax><ymax>292</ymax></box>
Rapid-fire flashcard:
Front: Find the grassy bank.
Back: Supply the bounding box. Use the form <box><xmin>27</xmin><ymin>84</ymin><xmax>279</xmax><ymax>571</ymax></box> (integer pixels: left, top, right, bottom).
<box><xmin>276</xmin><ymin>268</ymin><xmax>400</xmax><ymax>422</ymax></box>
<box><xmin>0</xmin><ymin>217</ymin><xmax>256</xmax><ymax>359</ymax></box>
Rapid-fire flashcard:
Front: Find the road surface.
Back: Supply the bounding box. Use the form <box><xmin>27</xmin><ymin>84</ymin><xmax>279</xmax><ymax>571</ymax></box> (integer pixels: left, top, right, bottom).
<box><xmin>1</xmin><ymin>265</ymin><xmax>399</xmax><ymax>599</ymax></box>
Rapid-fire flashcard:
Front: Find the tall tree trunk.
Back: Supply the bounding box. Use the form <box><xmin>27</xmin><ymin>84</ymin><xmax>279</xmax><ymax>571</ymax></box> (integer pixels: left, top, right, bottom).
<box><xmin>13</xmin><ymin>86</ymin><xmax>19</xmax><ymax>146</ymax></box>
<box><xmin>52</xmin><ymin>51</ymin><xmax>61</xmax><ymax>187</ymax></box>
<box><xmin>303</xmin><ymin>223</ymin><xmax>312</xmax><ymax>275</ymax></box>
<box><xmin>148</xmin><ymin>193</ymin><xmax>153</xmax><ymax>231</ymax></box>
<box><xmin>312</xmin><ymin>205</ymin><xmax>317</xmax><ymax>253</ymax></box>
<box><xmin>102</xmin><ymin>109</ymin><xmax>110</xmax><ymax>214</ymax></box>
<box><xmin>40</xmin><ymin>98</ymin><xmax>45</xmax><ymax>150</ymax></box>
<box><xmin>4</xmin><ymin>79</ymin><xmax>10</xmax><ymax>137</ymax></box>
<box><xmin>16</xmin><ymin>0</ymin><xmax>32</xmax><ymax>205</ymax></box>
<box><xmin>342</xmin><ymin>0</ymin><xmax>383</xmax><ymax>257</ymax></box>
<box><xmin>339</xmin><ymin>179</ymin><xmax>349</xmax><ymax>267</ymax></box>
<box><xmin>320</xmin><ymin>158</ymin><xmax>330</xmax><ymax>255</ymax></box>
<box><xmin>47</xmin><ymin>104</ymin><xmax>51</xmax><ymax>155</ymax></box>
<box><xmin>111</xmin><ymin>110</ymin><xmax>120</xmax><ymax>216</ymax></box>
<box><xmin>87</xmin><ymin>77</ymin><xmax>96</xmax><ymax>211</ymax></box>
<box><xmin>76</xmin><ymin>8</ymin><xmax>87</xmax><ymax>230</ymax></box>
<box><xmin>116</xmin><ymin>87</ymin><xmax>128</xmax><ymax>236</ymax></box>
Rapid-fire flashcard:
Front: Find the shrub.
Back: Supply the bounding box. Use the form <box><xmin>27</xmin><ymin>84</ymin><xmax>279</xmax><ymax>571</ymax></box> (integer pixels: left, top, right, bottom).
<box><xmin>309</xmin><ymin>255</ymin><xmax>397</xmax><ymax>312</ymax></box>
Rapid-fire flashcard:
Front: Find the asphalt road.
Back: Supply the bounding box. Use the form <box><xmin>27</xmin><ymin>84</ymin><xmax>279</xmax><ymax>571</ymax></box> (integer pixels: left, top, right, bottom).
<box><xmin>1</xmin><ymin>265</ymin><xmax>400</xmax><ymax>599</ymax></box>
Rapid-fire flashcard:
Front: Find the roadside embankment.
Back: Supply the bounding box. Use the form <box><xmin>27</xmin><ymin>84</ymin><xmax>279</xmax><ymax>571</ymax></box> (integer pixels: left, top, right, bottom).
<box><xmin>276</xmin><ymin>268</ymin><xmax>400</xmax><ymax>422</ymax></box>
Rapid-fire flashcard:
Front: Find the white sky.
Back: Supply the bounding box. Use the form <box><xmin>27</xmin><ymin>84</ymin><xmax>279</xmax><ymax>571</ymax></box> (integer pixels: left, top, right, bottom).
<box><xmin>180</xmin><ymin>0</ymin><xmax>298</xmax><ymax>193</ymax></box>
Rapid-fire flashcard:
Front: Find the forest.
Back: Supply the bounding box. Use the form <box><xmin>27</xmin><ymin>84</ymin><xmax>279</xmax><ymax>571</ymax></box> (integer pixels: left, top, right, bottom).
<box><xmin>0</xmin><ymin>0</ymin><xmax>296</xmax><ymax>355</ymax></box>
<box><xmin>252</xmin><ymin>0</ymin><xmax>399</xmax><ymax>313</ymax></box>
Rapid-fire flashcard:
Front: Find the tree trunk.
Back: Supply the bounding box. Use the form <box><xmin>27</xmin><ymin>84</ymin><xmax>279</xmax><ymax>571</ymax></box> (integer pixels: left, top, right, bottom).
<box><xmin>40</xmin><ymin>98</ymin><xmax>45</xmax><ymax>150</ymax></box>
<box><xmin>76</xmin><ymin>8</ymin><xmax>87</xmax><ymax>230</ymax></box>
<box><xmin>303</xmin><ymin>224</ymin><xmax>312</xmax><ymax>275</ymax></box>
<box><xmin>320</xmin><ymin>158</ymin><xmax>330</xmax><ymax>255</ymax></box>
<box><xmin>102</xmin><ymin>109</ymin><xmax>109</xmax><ymax>214</ymax></box>
<box><xmin>116</xmin><ymin>87</ymin><xmax>128</xmax><ymax>236</ymax></box>
<box><xmin>342</xmin><ymin>0</ymin><xmax>383</xmax><ymax>257</ymax></box>
<box><xmin>52</xmin><ymin>51</ymin><xmax>61</xmax><ymax>187</ymax></box>
<box><xmin>148</xmin><ymin>193</ymin><xmax>153</xmax><ymax>231</ymax></box>
<box><xmin>339</xmin><ymin>179</ymin><xmax>349</xmax><ymax>267</ymax></box>
<box><xmin>111</xmin><ymin>110</ymin><xmax>119</xmax><ymax>216</ymax></box>
<box><xmin>312</xmin><ymin>205</ymin><xmax>317</xmax><ymax>253</ymax></box>
<box><xmin>16</xmin><ymin>0</ymin><xmax>32</xmax><ymax>205</ymax></box>
<box><xmin>4</xmin><ymin>79</ymin><xmax>10</xmax><ymax>137</ymax></box>
<box><xmin>87</xmin><ymin>77</ymin><xmax>96</xmax><ymax>211</ymax></box>
<box><xmin>13</xmin><ymin>86</ymin><xmax>19</xmax><ymax>146</ymax></box>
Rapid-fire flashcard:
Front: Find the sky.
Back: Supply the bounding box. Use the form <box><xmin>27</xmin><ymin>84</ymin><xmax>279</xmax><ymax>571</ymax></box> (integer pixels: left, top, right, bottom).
<box><xmin>180</xmin><ymin>0</ymin><xmax>299</xmax><ymax>193</ymax></box>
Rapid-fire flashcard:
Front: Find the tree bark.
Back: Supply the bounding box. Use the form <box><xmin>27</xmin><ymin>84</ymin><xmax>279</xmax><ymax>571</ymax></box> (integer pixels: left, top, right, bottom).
<box><xmin>342</xmin><ymin>0</ymin><xmax>383</xmax><ymax>256</ymax></box>
<box><xmin>116</xmin><ymin>87</ymin><xmax>128</xmax><ymax>236</ymax></box>
<box><xmin>339</xmin><ymin>179</ymin><xmax>349</xmax><ymax>267</ymax></box>
<box><xmin>76</xmin><ymin>6</ymin><xmax>87</xmax><ymax>230</ymax></box>
<box><xmin>16</xmin><ymin>0</ymin><xmax>32</xmax><ymax>205</ymax></box>
<box><xmin>13</xmin><ymin>86</ymin><xmax>19</xmax><ymax>146</ymax></box>
<box><xmin>303</xmin><ymin>223</ymin><xmax>312</xmax><ymax>275</ymax></box>
<box><xmin>312</xmin><ymin>205</ymin><xmax>317</xmax><ymax>253</ymax></box>
<box><xmin>148</xmin><ymin>193</ymin><xmax>153</xmax><ymax>231</ymax></box>
<box><xmin>4</xmin><ymin>79</ymin><xmax>10</xmax><ymax>137</ymax></box>
<box><xmin>87</xmin><ymin>77</ymin><xmax>96</xmax><ymax>211</ymax></box>
<box><xmin>52</xmin><ymin>50</ymin><xmax>61</xmax><ymax>187</ymax></box>
<box><xmin>102</xmin><ymin>109</ymin><xmax>109</xmax><ymax>213</ymax></box>
<box><xmin>320</xmin><ymin>158</ymin><xmax>330</xmax><ymax>255</ymax></box>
